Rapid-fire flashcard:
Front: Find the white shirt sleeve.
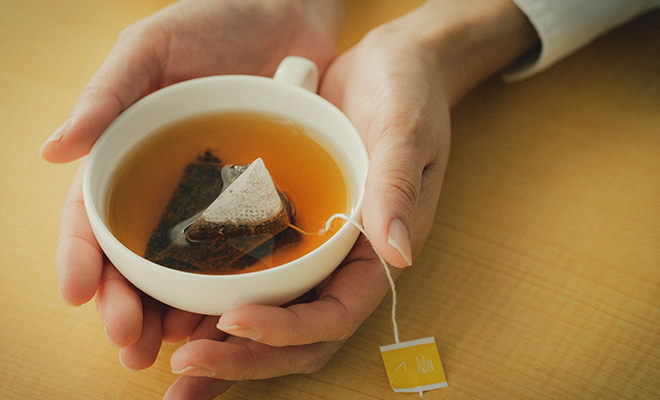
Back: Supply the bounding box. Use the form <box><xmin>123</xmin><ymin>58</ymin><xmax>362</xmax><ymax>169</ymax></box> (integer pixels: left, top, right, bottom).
<box><xmin>504</xmin><ymin>0</ymin><xmax>660</xmax><ymax>81</ymax></box>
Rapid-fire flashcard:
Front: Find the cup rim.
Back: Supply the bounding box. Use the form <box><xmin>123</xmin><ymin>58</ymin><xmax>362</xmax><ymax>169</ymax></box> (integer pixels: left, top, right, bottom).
<box><xmin>83</xmin><ymin>73</ymin><xmax>368</xmax><ymax>282</ymax></box>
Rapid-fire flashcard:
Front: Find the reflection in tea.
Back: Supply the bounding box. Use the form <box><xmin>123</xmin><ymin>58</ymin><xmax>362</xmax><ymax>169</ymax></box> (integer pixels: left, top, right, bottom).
<box><xmin>106</xmin><ymin>112</ymin><xmax>347</xmax><ymax>274</ymax></box>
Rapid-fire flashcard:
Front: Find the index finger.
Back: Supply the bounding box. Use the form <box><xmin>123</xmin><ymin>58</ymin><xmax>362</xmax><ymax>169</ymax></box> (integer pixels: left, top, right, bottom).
<box><xmin>56</xmin><ymin>159</ymin><xmax>104</xmax><ymax>306</ymax></box>
<box><xmin>217</xmin><ymin>237</ymin><xmax>401</xmax><ymax>346</ymax></box>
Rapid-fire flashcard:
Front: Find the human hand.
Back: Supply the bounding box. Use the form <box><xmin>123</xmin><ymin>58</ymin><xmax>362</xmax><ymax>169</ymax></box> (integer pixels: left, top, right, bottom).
<box><xmin>40</xmin><ymin>0</ymin><xmax>341</xmax><ymax>164</ymax></box>
<box><xmin>320</xmin><ymin>13</ymin><xmax>452</xmax><ymax>270</ymax></box>
<box><xmin>41</xmin><ymin>0</ymin><xmax>342</xmax><ymax>371</ymax></box>
<box><xmin>164</xmin><ymin>235</ymin><xmax>400</xmax><ymax>399</ymax></box>
<box><xmin>320</xmin><ymin>0</ymin><xmax>539</xmax><ymax>269</ymax></box>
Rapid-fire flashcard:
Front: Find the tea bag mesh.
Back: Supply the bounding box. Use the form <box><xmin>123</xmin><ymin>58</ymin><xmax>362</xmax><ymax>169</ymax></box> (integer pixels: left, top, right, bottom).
<box><xmin>201</xmin><ymin>158</ymin><xmax>282</xmax><ymax>224</ymax></box>
<box><xmin>146</xmin><ymin>155</ymin><xmax>300</xmax><ymax>273</ymax></box>
<box><xmin>144</xmin><ymin>151</ymin><xmax>224</xmax><ymax>259</ymax></box>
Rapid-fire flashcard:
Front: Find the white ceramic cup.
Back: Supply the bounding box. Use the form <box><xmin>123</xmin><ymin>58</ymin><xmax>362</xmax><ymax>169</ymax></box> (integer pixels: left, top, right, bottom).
<box><xmin>83</xmin><ymin>56</ymin><xmax>368</xmax><ymax>315</ymax></box>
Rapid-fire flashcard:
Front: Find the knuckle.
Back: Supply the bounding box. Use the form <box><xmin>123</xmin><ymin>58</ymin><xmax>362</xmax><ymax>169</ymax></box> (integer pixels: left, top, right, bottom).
<box><xmin>298</xmin><ymin>346</ymin><xmax>339</xmax><ymax>375</ymax></box>
<box><xmin>379</xmin><ymin>168</ymin><xmax>421</xmax><ymax>215</ymax></box>
<box><xmin>333</xmin><ymin>323</ymin><xmax>356</xmax><ymax>343</ymax></box>
<box><xmin>299</xmin><ymin>356</ymin><xmax>328</xmax><ymax>374</ymax></box>
<box><xmin>315</xmin><ymin>295</ymin><xmax>358</xmax><ymax>342</ymax></box>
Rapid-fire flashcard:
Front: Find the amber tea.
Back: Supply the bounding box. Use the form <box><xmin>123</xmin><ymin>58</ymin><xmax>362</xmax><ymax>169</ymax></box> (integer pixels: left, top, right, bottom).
<box><xmin>106</xmin><ymin>111</ymin><xmax>348</xmax><ymax>274</ymax></box>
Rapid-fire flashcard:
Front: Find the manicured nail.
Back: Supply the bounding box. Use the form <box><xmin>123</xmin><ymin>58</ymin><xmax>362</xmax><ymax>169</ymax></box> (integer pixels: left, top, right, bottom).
<box><xmin>172</xmin><ymin>365</ymin><xmax>216</xmax><ymax>377</ymax></box>
<box><xmin>58</xmin><ymin>286</ymin><xmax>79</xmax><ymax>307</ymax></box>
<box><xmin>103</xmin><ymin>326</ymin><xmax>123</xmax><ymax>348</ymax></box>
<box><xmin>39</xmin><ymin>118</ymin><xmax>71</xmax><ymax>156</ymax></box>
<box><xmin>217</xmin><ymin>324</ymin><xmax>260</xmax><ymax>340</ymax></box>
<box><xmin>387</xmin><ymin>218</ymin><xmax>413</xmax><ymax>266</ymax></box>
<box><xmin>119</xmin><ymin>351</ymin><xmax>138</xmax><ymax>372</ymax></box>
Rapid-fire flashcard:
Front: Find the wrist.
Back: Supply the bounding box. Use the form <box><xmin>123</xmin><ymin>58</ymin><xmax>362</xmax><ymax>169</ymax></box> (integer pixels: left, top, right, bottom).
<box><xmin>242</xmin><ymin>0</ymin><xmax>343</xmax><ymax>72</ymax></box>
<box><xmin>299</xmin><ymin>0</ymin><xmax>344</xmax><ymax>41</ymax></box>
<box><xmin>383</xmin><ymin>0</ymin><xmax>539</xmax><ymax>104</ymax></box>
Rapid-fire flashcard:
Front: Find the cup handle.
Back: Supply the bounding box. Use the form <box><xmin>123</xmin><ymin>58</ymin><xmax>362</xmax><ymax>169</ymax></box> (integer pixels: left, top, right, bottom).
<box><xmin>273</xmin><ymin>56</ymin><xmax>319</xmax><ymax>93</ymax></box>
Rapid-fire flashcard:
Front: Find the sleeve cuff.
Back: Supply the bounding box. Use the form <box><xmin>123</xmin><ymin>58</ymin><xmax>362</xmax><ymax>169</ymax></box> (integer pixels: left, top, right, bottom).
<box><xmin>503</xmin><ymin>0</ymin><xmax>660</xmax><ymax>81</ymax></box>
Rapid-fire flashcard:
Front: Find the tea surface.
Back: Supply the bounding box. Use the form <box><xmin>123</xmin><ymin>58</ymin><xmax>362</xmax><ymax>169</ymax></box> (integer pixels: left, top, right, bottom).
<box><xmin>107</xmin><ymin>111</ymin><xmax>348</xmax><ymax>274</ymax></box>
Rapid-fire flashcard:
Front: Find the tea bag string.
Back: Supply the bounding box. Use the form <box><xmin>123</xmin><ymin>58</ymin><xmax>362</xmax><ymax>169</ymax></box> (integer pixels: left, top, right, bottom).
<box><xmin>290</xmin><ymin>213</ymin><xmax>400</xmax><ymax>344</ymax></box>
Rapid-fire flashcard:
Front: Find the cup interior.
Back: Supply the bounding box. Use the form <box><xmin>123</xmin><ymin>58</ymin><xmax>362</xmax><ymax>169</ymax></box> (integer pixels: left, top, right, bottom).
<box><xmin>88</xmin><ymin>75</ymin><xmax>366</xmax><ymax>225</ymax></box>
<box><xmin>83</xmin><ymin>74</ymin><xmax>368</xmax><ymax>313</ymax></box>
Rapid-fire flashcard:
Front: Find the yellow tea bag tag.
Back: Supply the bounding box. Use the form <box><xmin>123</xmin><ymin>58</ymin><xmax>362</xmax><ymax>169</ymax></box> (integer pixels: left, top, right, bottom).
<box><xmin>380</xmin><ymin>337</ymin><xmax>447</xmax><ymax>395</ymax></box>
<box><xmin>313</xmin><ymin>215</ymin><xmax>447</xmax><ymax>395</ymax></box>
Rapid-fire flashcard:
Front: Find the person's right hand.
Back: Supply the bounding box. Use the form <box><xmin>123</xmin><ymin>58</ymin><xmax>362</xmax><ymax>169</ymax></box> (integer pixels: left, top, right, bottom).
<box><xmin>40</xmin><ymin>0</ymin><xmax>343</xmax><ymax>370</ymax></box>
<box><xmin>319</xmin><ymin>0</ymin><xmax>539</xmax><ymax>270</ymax></box>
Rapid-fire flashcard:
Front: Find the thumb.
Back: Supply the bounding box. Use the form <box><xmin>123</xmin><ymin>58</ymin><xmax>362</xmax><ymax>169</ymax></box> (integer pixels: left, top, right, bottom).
<box><xmin>39</xmin><ymin>88</ymin><xmax>125</xmax><ymax>164</ymax></box>
<box><xmin>39</xmin><ymin>25</ymin><xmax>164</xmax><ymax>164</ymax></box>
<box><xmin>362</xmin><ymin>127</ymin><xmax>422</xmax><ymax>269</ymax></box>
<box><xmin>360</xmin><ymin>109</ymin><xmax>449</xmax><ymax>269</ymax></box>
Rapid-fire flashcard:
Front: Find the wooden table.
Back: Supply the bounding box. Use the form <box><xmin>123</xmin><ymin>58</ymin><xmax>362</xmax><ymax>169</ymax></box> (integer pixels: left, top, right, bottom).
<box><xmin>2</xmin><ymin>1</ymin><xmax>659</xmax><ymax>399</ymax></box>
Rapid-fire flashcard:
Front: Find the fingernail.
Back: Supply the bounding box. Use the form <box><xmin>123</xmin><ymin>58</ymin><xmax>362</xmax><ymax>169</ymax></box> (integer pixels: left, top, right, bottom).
<box><xmin>217</xmin><ymin>324</ymin><xmax>260</xmax><ymax>340</ymax></box>
<box><xmin>119</xmin><ymin>351</ymin><xmax>138</xmax><ymax>372</ymax></box>
<box><xmin>58</xmin><ymin>286</ymin><xmax>79</xmax><ymax>307</ymax></box>
<box><xmin>40</xmin><ymin>118</ymin><xmax>72</xmax><ymax>156</ymax></box>
<box><xmin>104</xmin><ymin>326</ymin><xmax>122</xmax><ymax>348</ymax></box>
<box><xmin>172</xmin><ymin>365</ymin><xmax>216</xmax><ymax>377</ymax></box>
<box><xmin>162</xmin><ymin>337</ymin><xmax>182</xmax><ymax>345</ymax></box>
<box><xmin>388</xmin><ymin>218</ymin><xmax>413</xmax><ymax>266</ymax></box>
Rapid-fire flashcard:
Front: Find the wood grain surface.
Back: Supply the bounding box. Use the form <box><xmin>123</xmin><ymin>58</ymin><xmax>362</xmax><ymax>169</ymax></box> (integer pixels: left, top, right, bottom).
<box><xmin>1</xmin><ymin>1</ymin><xmax>658</xmax><ymax>399</ymax></box>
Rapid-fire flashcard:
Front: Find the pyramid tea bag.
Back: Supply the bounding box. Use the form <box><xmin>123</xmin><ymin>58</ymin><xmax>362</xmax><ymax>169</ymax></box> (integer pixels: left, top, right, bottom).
<box><xmin>144</xmin><ymin>151</ymin><xmax>225</xmax><ymax>258</ymax></box>
<box><xmin>145</xmin><ymin>155</ymin><xmax>301</xmax><ymax>273</ymax></box>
